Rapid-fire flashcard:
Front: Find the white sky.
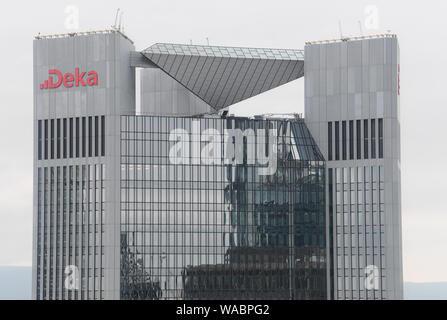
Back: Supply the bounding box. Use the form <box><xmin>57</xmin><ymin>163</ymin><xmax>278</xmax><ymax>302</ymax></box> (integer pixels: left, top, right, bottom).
<box><xmin>0</xmin><ymin>0</ymin><xmax>446</xmax><ymax>283</ymax></box>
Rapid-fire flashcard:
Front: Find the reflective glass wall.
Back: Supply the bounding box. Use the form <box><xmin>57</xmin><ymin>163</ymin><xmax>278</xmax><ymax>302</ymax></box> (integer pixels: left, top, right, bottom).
<box><xmin>120</xmin><ymin>115</ymin><xmax>326</xmax><ymax>300</ymax></box>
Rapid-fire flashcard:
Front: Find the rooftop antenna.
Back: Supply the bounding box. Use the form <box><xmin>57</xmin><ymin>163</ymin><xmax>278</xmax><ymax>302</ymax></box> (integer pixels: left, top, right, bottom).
<box><xmin>113</xmin><ymin>8</ymin><xmax>120</xmax><ymax>29</ymax></box>
<box><xmin>118</xmin><ymin>10</ymin><xmax>124</xmax><ymax>31</ymax></box>
<box><xmin>338</xmin><ymin>20</ymin><xmax>344</xmax><ymax>39</ymax></box>
<box><xmin>206</xmin><ymin>37</ymin><xmax>209</xmax><ymax>46</ymax></box>
<box><xmin>189</xmin><ymin>39</ymin><xmax>192</xmax><ymax>45</ymax></box>
<box><xmin>358</xmin><ymin>20</ymin><xmax>363</xmax><ymax>36</ymax></box>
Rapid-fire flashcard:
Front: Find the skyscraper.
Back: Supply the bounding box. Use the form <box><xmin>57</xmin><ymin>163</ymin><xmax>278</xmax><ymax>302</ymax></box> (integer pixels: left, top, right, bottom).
<box><xmin>32</xmin><ymin>29</ymin><xmax>402</xmax><ymax>300</ymax></box>
<box><xmin>304</xmin><ymin>35</ymin><xmax>403</xmax><ymax>299</ymax></box>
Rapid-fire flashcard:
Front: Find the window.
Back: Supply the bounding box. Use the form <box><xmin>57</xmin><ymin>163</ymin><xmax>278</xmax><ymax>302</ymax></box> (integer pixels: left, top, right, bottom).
<box><xmin>88</xmin><ymin>116</ymin><xmax>92</xmax><ymax>157</ymax></box>
<box><xmin>364</xmin><ymin>119</ymin><xmax>369</xmax><ymax>159</ymax></box>
<box><xmin>50</xmin><ymin>119</ymin><xmax>54</xmax><ymax>159</ymax></box>
<box><xmin>356</xmin><ymin>120</ymin><xmax>361</xmax><ymax>160</ymax></box>
<box><xmin>328</xmin><ymin>122</ymin><xmax>333</xmax><ymax>161</ymax></box>
<box><xmin>378</xmin><ymin>119</ymin><xmax>383</xmax><ymax>158</ymax></box>
<box><xmin>69</xmin><ymin>118</ymin><xmax>73</xmax><ymax>158</ymax></box>
<box><xmin>371</xmin><ymin>119</ymin><xmax>376</xmax><ymax>159</ymax></box>
<box><xmin>342</xmin><ymin>121</ymin><xmax>347</xmax><ymax>160</ymax></box>
<box><xmin>82</xmin><ymin>117</ymin><xmax>86</xmax><ymax>158</ymax></box>
<box><xmin>63</xmin><ymin>119</ymin><xmax>67</xmax><ymax>159</ymax></box>
<box><xmin>95</xmin><ymin>116</ymin><xmax>99</xmax><ymax>157</ymax></box>
<box><xmin>56</xmin><ymin>119</ymin><xmax>61</xmax><ymax>159</ymax></box>
<box><xmin>335</xmin><ymin>121</ymin><xmax>340</xmax><ymax>160</ymax></box>
<box><xmin>38</xmin><ymin>120</ymin><xmax>42</xmax><ymax>160</ymax></box>
<box><xmin>44</xmin><ymin>120</ymin><xmax>48</xmax><ymax>160</ymax></box>
<box><xmin>101</xmin><ymin>116</ymin><xmax>105</xmax><ymax>157</ymax></box>
<box><xmin>349</xmin><ymin>120</ymin><xmax>354</xmax><ymax>160</ymax></box>
<box><xmin>76</xmin><ymin>118</ymin><xmax>80</xmax><ymax>158</ymax></box>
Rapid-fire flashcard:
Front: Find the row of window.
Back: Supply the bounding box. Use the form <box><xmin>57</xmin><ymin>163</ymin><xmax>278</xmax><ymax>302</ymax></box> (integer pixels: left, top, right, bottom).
<box><xmin>329</xmin><ymin>166</ymin><xmax>386</xmax><ymax>300</ymax></box>
<box><xmin>36</xmin><ymin>164</ymin><xmax>105</xmax><ymax>300</ymax></box>
<box><xmin>328</xmin><ymin>119</ymin><xmax>383</xmax><ymax>161</ymax></box>
<box><xmin>119</xmin><ymin>115</ymin><xmax>327</xmax><ymax>300</ymax></box>
<box><xmin>37</xmin><ymin>116</ymin><xmax>106</xmax><ymax>160</ymax></box>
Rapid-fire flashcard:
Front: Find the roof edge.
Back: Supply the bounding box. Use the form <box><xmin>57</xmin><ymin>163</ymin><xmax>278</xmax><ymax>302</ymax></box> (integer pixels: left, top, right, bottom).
<box><xmin>34</xmin><ymin>28</ymin><xmax>134</xmax><ymax>44</ymax></box>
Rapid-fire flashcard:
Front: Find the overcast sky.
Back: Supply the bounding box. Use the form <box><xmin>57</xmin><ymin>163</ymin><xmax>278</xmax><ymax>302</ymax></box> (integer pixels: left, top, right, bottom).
<box><xmin>0</xmin><ymin>0</ymin><xmax>446</xmax><ymax>283</ymax></box>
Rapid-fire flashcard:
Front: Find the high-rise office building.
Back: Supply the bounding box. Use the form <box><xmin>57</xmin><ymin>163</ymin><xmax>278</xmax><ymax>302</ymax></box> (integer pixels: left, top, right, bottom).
<box><xmin>304</xmin><ymin>35</ymin><xmax>403</xmax><ymax>299</ymax></box>
<box><xmin>32</xmin><ymin>29</ymin><xmax>402</xmax><ymax>300</ymax></box>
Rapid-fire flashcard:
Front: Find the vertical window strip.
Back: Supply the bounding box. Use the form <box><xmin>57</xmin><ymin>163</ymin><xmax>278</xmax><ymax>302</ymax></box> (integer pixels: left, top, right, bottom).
<box><xmin>57</xmin><ymin>119</ymin><xmax>61</xmax><ymax>159</ymax></box>
<box><xmin>36</xmin><ymin>167</ymin><xmax>41</xmax><ymax>299</ymax></box>
<box><xmin>328</xmin><ymin>122</ymin><xmax>332</xmax><ymax>161</ymax></box>
<box><xmin>69</xmin><ymin>118</ymin><xmax>74</xmax><ymax>158</ymax></box>
<box><xmin>50</xmin><ymin>119</ymin><xmax>54</xmax><ymax>160</ymax></box>
<box><xmin>371</xmin><ymin>119</ymin><xmax>376</xmax><ymax>159</ymax></box>
<box><xmin>43</xmin><ymin>167</ymin><xmax>47</xmax><ymax>298</ymax></box>
<box><xmin>95</xmin><ymin>116</ymin><xmax>99</xmax><ymax>157</ymax></box>
<box><xmin>378</xmin><ymin>119</ymin><xmax>384</xmax><ymax>158</ymax></box>
<box><xmin>82</xmin><ymin>117</ymin><xmax>86</xmax><ymax>158</ymax></box>
<box><xmin>101</xmin><ymin>116</ymin><xmax>105</xmax><ymax>157</ymax></box>
<box><xmin>88</xmin><ymin>116</ymin><xmax>93</xmax><ymax>157</ymax></box>
<box><xmin>38</xmin><ymin>120</ymin><xmax>42</xmax><ymax>160</ymax></box>
<box><xmin>335</xmin><ymin>121</ymin><xmax>340</xmax><ymax>161</ymax></box>
<box><xmin>44</xmin><ymin>120</ymin><xmax>48</xmax><ymax>160</ymax></box>
<box><xmin>63</xmin><ymin>119</ymin><xmax>67</xmax><ymax>159</ymax></box>
<box><xmin>356</xmin><ymin>120</ymin><xmax>361</xmax><ymax>160</ymax></box>
<box><xmin>363</xmin><ymin>119</ymin><xmax>369</xmax><ymax>159</ymax></box>
<box><xmin>76</xmin><ymin>118</ymin><xmax>80</xmax><ymax>158</ymax></box>
<box><xmin>328</xmin><ymin>167</ymin><xmax>334</xmax><ymax>300</ymax></box>
<box><xmin>342</xmin><ymin>121</ymin><xmax>347</xmax><ymax>160</ymax></box>
<box><xmin>349</xmin><ymin>120</ymin><xmax>354</xmax><ymax>160</ymax></box>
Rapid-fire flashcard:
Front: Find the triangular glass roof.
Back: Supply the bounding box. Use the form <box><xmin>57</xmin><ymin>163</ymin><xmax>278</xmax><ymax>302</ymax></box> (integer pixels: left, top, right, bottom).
<box><xmin>140</xmin><ymin>43</ymin><xmax>305</xmax><ymax>111</ymax></box>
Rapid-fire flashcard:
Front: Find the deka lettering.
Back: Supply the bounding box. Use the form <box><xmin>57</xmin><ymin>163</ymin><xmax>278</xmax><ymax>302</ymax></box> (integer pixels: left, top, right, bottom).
<box><xmin>40</xmin><ymin>68</ymin><xmax>98</xmax><ymax>89</ymax></box>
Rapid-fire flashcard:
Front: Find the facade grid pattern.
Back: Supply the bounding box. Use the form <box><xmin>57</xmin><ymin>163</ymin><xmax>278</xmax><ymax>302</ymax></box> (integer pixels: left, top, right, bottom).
<box><xmin>119</xmin><ymin>115</ymin><xmax>326</xmax><ymax>300</ymax></box>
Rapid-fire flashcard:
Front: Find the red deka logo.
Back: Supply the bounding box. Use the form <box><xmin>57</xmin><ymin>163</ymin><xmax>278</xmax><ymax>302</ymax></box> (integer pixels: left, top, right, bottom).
<box><xmin>40</xmin><ymin>68</ymin><xmax>98</xmax><ymax>89</ymax></box>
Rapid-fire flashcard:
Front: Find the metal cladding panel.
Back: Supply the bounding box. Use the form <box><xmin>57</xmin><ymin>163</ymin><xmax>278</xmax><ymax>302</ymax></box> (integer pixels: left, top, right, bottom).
<box><xmin>140</xmin><ymin>68</ymin><xmax>213</xmax><ymax>116</ymax></box>
<box><xmin>216</xmin><ymin>58</ymin><xmax>251</xmax><ymax>108</ymax></box>
<box><xmin>160</xmin><ymin>54</ymin><xmax>177</xmax><ymax>73</ymax></box>
<box><xmin>222</xmin><ymin>58</ymin><xmax>256</xmax><ymax>107</ymax></box>
<box><xmin>191</xmin><ymin>57</ymin><xmax>216</xmax><ymax>93</ymax></box>
<box><xmin>175</xmin><ymin>55</ymin><xmax>193</xmax><ymax>81</ymax></box>
<box><xmin>33</xmin><ymin>31</ymin><xmax>136</xmax><ymax>301</ymax></box>
<box><xmin>208</xmin><ymin>58</ymin><xmax>238</xmax><ymax>107</ymax></box>
<box><xmin>179</xmin><ymin>55</ymin><xmax>200</xmax><ymax>83</ymax></box>
<box><xmin>167</xmin><ymin>54</ymin><xmax>185</xmax><ymax>76</ymax></box>
<box><xmin>201</xmin><ymin>57</ymin><xmax>229</xmax><ymax>99</ymax></box>
<box><xmin>268</xmin><ymin>59</ymin><xmax>292</xmax><ymax>91</ymax></box>
<box><xmin>257</xmin><ymin>60</ymin><xmax>284</xmax><ymax>98</ymax></box>
<box><xmin>185</xmin><ymin>56</ymin><xmax>208</xmax><ymax>89</ymax></box>
<box><xmin>229</xmin><ymin>58</ymin><xmax>262</xmax><ymax>106</ymax></box>
<box><xmin>140</xmin><ymin>43</ymin><xmax>304</xmax><ymax>111</ymax></box>
<box><xmin>304</xmin><ymin>35</ymin><xmax>402</xmax><ymax>301</ymax></box>
<box><xmin>197</xmin><ymin>57</ymin><xmax>222</xmax><ymax>97</ymax></box>
<box><xmin>242</xmin><ymin>59</ymin><xmax>273</xmax><ymax>101</ymax></box>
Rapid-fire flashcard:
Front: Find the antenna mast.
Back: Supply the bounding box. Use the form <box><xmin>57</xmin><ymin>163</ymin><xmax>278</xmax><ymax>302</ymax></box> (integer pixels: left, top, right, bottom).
<box><xmin>118</xmin><ymin>10</ymin><xmax>124</xmax><ymax>31</ymax></box>
<box><xmin>338</xmin><ymin>20</ymin><xmax>343</xmax><ymax>39</ymax></box>
<box><xmin>113</xmin><ymin>8</ymin><xmax>120</xmax><ymax>29</ymax></box>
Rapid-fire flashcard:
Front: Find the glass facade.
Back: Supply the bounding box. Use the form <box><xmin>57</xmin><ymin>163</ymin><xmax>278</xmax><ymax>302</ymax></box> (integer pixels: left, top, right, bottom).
<box><xmin>120</xmin><ymin>115</ymin><xmax>326</xmax><ymax>300</ymax></box>
<box><xmin>143</xmin><ymin>43</ymin><xmax>304</xmax><ymax>60</ymax></box>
